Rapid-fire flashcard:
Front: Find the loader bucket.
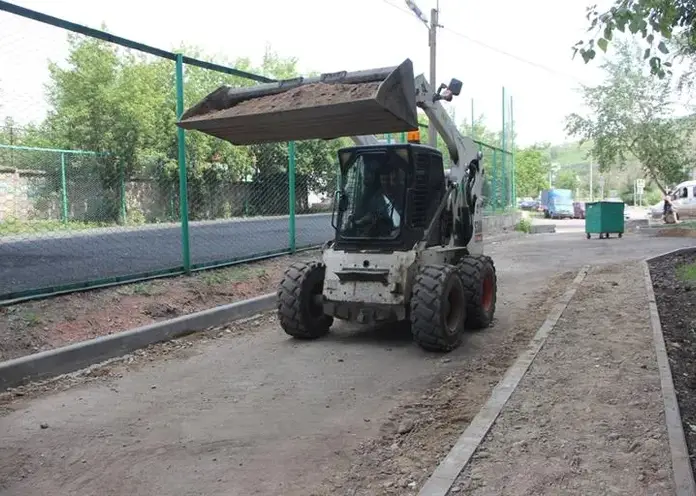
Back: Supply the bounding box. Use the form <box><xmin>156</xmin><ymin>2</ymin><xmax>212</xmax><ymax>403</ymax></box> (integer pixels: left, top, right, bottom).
<box><xmin>177</xmin><ymin>59</ymin><xmax>419</xmax><ymax>145</ymax></box>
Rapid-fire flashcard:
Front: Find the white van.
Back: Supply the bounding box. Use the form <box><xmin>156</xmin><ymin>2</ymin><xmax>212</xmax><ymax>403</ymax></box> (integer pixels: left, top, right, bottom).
<box><xmin>669</xmin><ymin>180</ymin><xmax>696</xmax><ymax>220</ymax></box>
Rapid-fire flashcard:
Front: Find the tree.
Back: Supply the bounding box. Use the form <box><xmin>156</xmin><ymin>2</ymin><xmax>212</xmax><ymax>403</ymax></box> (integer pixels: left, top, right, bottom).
<box><xmin>515</xmin><ymin>146</ymin><xmax>550</xmax><ymax>197</ymax></box>
<box><xmin>554</xmin><ymin>169</ymin><xmax>579</xmax><ymax>191</ymax></box>
<box><xmin>572</xmin><ymin>0</ymin><xmax>692</xmax><ymax>78</ymax></box>
<box><xmin>565</xmin><ymin>40</ymin><xmax>694</xmax><ymax>193</ymax></box>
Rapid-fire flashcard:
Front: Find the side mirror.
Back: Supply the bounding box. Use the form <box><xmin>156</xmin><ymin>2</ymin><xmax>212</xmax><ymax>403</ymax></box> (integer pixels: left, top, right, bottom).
<box><xmin>448</xmin><ymin>78</ymin><xmax>463</xmax><ymax>96</ymax></box>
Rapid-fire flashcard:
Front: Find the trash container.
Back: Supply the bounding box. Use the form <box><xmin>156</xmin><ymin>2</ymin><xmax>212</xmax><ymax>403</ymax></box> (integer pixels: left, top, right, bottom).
<box><xmin>585</xmin><ymin>201</ymin><xmax>625</xmax><ymax>239</ymax></box>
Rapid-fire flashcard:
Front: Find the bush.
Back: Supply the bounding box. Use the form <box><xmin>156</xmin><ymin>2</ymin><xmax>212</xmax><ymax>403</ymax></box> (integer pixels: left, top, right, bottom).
<box><xmin>515</xmin><ymin>218</ymin><xmax>532</xmax><ymax>233</ymax></box>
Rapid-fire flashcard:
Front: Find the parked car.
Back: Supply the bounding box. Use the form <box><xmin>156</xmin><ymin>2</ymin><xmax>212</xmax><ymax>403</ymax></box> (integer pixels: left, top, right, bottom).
<box><xmin>649</xmin><ymin>200</ymin><xmax>666</xmax><ymax>220</ymax></box>
<box><xmin>573</xmin><ymin>201</ymin><xmax>585</xmax><ymax>219</ymax></box>
<box><xmin>667</xmin><ymin>180</ymin><xmax>696</xmax><ymax>220</ymax></box>
<box><xmin>519</xmin><ymin>199</ymin><xmax>539</xmax><ymax>211</ymax></box>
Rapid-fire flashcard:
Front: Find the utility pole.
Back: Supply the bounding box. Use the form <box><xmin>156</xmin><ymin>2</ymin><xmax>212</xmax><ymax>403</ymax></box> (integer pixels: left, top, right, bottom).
<box><xmin>428</xmin><ymin>6</ymin><xmax>439</xmax><ymax>148</ymax></box>
<box><xmin>405</xmin><ymin>0</ymin><xmax>441</xmax><ymax>148</ymax></box>
<box><xmin>589</xmin><ymin>160</ymin><xmax>593</xmax><ymax>201</ymax></box>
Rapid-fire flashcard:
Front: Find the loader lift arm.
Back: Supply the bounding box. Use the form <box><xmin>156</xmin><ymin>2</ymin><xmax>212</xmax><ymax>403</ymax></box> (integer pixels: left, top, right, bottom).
<box><xmin>411</xmin><ymin>74</ymin><xmax>485</xmax><ymax>249</ymax></box>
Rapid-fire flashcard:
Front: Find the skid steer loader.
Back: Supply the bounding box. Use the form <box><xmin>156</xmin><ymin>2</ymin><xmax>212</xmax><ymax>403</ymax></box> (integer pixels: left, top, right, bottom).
<box><xmin>178</xmin><ymin>58</ymin><xmax>497</xmax><ymax>352</ymax></box>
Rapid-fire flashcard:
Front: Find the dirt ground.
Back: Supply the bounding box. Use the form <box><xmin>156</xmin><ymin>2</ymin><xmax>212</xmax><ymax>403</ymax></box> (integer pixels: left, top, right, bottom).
<box><xmin>0</xmin><ymin>251</ymin><xmax>319</xmax><ymax>361</ymax></box>
<box><xmin>2</xmin><ymin>233</ymin><xmax>695</xmax><ymax>496</ymax></box>
<box><xmin>449</xmin><ymin>262</ymin><xmax>674</xmax><ymax>495</ymax></box>
<box><xmin>309</xmin><ymin>271</ymin><xmax>575</xmax><ymax>496</ymax></box>
<box><xmin>0</xmin><ymin>255</ymin><xmax>576</xmax><ymax>496</ymax></box>
<box><xmin>650</xmin><ymin>248</ymin><xmax>696</xmax><ymax>476</ymax></box>
<box><xmin>200</xmin><ymin>81</ymin><xmax>381</xmax><ymax>120</ymax></box>
<box><xmin>656</xmin><ymin>227</ymin><xmax>696</xmax><ymax>238</ymax></box>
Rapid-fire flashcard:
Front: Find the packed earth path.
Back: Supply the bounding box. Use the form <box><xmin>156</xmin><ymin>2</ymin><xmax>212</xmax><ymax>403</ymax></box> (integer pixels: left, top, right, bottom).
<box><xmin>450</xmin><ymin>261</ymin><xmax>674</xmax><ymax>495</ymax></box>
<box><xmin>1</xmin><ymin>229</ymin><xmax>694</xmax><ymax>496</ymax></box>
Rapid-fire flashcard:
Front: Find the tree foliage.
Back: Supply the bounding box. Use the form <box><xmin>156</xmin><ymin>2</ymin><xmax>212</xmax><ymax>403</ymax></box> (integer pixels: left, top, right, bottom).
<box><xmin>565</xmin><ymin>40</ymin><xmax>694</xmax><ymax>193</ymax></box>
<box><xmin>515</xmin><ymin>146</ymin><xmax>550</xmax><ymax>197</ymax></box>
<box><xmin>8</xmin><ymin>32</ymin><xmax>349</xmax><ymax>221</ymax></box>
<box><xmin>573</xmin><ymin>0</ymin><xmax>696</xmax><ymax>78</ymax></box>
<box><xmin>554</xmin><ymin>169</ymin><xmax>580</xmax><ymax>191</ymax></box>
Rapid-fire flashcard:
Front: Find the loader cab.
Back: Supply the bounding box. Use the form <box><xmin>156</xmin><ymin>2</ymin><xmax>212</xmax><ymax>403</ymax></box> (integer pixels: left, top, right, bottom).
<box><xmin>332</xmin><ymin>143</ymin><xmax>446</xmax><ymax>251</ymax></box>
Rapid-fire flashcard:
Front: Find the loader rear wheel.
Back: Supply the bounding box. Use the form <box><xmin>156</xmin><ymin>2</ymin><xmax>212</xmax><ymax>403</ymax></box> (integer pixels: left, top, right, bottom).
<box><xmin>409</xmin><ymin>264</ymin><xmax>467</xmax><ymax>352</ymax></box>
<box><xmin>458</xmin><ymin>255</ymin><xmax>497</xmax><ymax>329</ymax></box>
<box><xmin>277</xmin><ymin>261</ymin><xmax>333</xmax><ymax>339</ymax></box>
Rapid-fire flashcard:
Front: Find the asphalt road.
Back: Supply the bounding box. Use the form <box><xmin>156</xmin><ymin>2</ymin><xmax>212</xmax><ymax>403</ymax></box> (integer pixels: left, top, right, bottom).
<box><xmin>2</xmin><ymin>231</ymin><xmax>694</xmax><ymax>495</ymax></box>
<box><xmin>0</xmin><ymin>214</ymin><xmax>333</xmax><ymax>299</ymax></box>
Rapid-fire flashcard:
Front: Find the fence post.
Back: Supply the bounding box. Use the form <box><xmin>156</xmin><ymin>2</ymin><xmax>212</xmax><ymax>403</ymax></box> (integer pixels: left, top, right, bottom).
<box><xmin>501</xmin><ymin>86</ymin><xmax>507</xmax><ymax>209</ymax></box>
<box><xmin>288</xmin><ymin>141</ymin><xmax>297</xmax><ymax>253</ymax></box>
<box><xmin>175</xmin><ymin>53</ymin><xmax>191</xmax><ymax>273</ymax></box>
<box><xmin>60</xmin><ymin>152</ymin><xmax>68</xmax><ymax>224</ymax></box>
<box><xmin>119</xmin><ymin>160</ymin><xmax>127</xmax><ymax>224</ymax></box>
<box><xmin>492</xmin><ymin>149</ymin><xmax>498</xmax><ymax>212</ymax></box>
<box><xmin>510</xmin><ymin>95</ymin><xmax>516</xmax><ymax>205</ymax></box>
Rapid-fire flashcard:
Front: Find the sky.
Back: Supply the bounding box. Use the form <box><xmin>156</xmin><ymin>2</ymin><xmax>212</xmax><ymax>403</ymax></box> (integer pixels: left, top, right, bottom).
<box><xmin>0</xmin><ymin>0</ymin><xmax>614</xmax><ymax>147</ymax></box>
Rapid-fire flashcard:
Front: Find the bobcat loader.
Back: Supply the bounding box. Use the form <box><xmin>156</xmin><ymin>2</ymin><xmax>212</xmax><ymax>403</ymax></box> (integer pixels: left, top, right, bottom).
<box><xmin>178</xmin><ymin>58</ymin><xmax>497</xmax><ymax>352</ymax></box>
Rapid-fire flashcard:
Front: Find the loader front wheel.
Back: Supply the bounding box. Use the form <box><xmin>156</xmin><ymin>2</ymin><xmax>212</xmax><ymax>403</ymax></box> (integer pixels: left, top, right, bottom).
<box><xmin>410</xmin><ymin>264</ymin><xmax>467</xmax><ymax>352</ymax></box>
<box><xmin>277</xmin><ymin>261</ymin><xmax>333</xmax><ymax>339</ymax></box>
<box><xmin>458</xmin><ymin>255</ymin><xmax>497</xmax><ymax>329</ymax></box>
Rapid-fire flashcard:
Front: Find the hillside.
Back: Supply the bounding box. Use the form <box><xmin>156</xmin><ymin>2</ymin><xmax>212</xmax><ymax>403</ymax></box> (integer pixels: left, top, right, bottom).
<box><xmin>541</xmin><ymin>140</ymin><xmax>655</xmax><ymax>203</ymax></box>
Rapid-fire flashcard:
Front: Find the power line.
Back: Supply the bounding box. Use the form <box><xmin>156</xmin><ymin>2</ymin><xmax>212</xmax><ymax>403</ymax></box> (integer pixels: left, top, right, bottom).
<box><xmin>379</xmin><ymin>0</ymin><xmax>588</xmax><ymax>85</ymax></box>
<box><xmin>442</xmin><ymin>26</ymin><xmax>587</xmax><ymax>84</ymax></box>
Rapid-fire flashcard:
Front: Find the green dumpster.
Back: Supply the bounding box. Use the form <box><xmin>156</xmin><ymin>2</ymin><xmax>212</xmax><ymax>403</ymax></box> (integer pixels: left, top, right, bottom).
<box><xmin>585</xmin><ymin>201</ymin><xmax>625</xmax><ymax>239</ymax></box>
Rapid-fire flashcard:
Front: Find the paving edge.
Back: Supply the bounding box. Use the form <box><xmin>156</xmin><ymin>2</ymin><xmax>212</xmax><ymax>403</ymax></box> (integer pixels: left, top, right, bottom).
<box><xmin>643</xmin><ymin>250</ymin><xmax>696</xmax><ymax>496</ymax></box>
<box><xmin>417</xmin><ymin>264</ymin><xmax>590</xmax><ymax>496</ymax></box>
<box><xmin>0</xmin><ymin>292</ymin><xmax>277</xmax><ymax>391</ymax></box>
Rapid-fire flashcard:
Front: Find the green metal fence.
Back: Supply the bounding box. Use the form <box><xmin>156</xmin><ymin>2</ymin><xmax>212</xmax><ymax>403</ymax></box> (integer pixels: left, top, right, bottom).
<box><xmin>0</xmin><ymin>2</ymin><xmax>515</xmax><ymax>304</ymax></box>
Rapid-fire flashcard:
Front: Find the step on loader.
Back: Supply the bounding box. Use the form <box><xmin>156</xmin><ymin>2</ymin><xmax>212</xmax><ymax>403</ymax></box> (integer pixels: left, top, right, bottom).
<box><xmin>178</xmin><ymin>58</ymin><xmax>497</xmax><ymax>352</ymax></box>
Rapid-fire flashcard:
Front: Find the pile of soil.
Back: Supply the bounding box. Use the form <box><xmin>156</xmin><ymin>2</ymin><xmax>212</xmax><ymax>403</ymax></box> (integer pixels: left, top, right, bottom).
<box><xmin>649</xmin><ymin>249</ymin><xmax>696</xmax><ymax>475</ymax></box>
<box><xmin>199</xmin><ymin>81</ymin><xmax>381</xmax><ymax>120</ymax></box>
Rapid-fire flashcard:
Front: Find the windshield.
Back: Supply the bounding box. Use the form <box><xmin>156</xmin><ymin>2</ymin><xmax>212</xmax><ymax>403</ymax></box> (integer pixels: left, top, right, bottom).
<box><xmin>337</xmin><ymin>152</ymin><xmax>406</xmax><ymax>239</ymax></box>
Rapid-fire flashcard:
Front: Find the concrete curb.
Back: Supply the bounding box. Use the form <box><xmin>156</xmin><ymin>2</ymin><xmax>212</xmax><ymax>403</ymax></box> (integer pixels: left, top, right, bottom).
<box><xmin>417</xmin><ymin>265</ymin><xmax>590</xmax><ymax>496</ymax></box>
<box><xmin>0</xmin><ymin>293</ymin><xmax>276</xmax><ymax>391</ymax></box>
<box><xmin>644</xmin><ymin>249</ymin><xmax>696</xmax><ymax>496</ymax></box>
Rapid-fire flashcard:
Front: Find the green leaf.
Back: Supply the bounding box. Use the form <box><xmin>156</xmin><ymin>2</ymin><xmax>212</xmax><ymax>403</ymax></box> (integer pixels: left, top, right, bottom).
<box><xmin>657</xmin><ymin>41</ymin><xmax>669</xmax><ymax>54</ymax></box>
<box><xmin>644</xmin><ymin>48</ymin><xmax>651</xmax><ymax>60</ymax></box>
<box><xmin>597</xmin><ymin>38</ymin><xmax>609</xmax><ymax>52</ymax></box>
<box><xmin>647</xmin><ymin>34</ymin><xmax>654</xmax><ymax>44</ymax></box>
<box><xmin>604</xmin><ymin>26</ymin><xmax>613</xmax><ymax>41</ymax></box>
<box><xmin>581</xmin><ymin>48</ymin><xmax>597</xmax><ymax>63</ymax></box>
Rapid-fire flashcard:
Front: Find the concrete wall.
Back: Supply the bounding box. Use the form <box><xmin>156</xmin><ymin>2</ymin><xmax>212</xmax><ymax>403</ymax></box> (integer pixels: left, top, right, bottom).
<box><xmin>483</xmin><ymin>210</ymin><xmax>521</xmax><ymax>235</ymax></box>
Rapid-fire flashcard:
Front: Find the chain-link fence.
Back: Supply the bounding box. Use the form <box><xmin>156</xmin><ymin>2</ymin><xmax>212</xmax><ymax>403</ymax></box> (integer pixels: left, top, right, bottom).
<box><xmin>0</xmin><ymin>5</ymin><xmax>516</xmax><ymax>303</ymax></box>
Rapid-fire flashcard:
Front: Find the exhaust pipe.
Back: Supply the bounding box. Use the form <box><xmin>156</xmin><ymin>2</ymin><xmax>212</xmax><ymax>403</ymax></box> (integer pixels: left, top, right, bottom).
<box><xmin>177</xmin><ymin>59</ymin><xmax>419</xmax><ymax>145</ymax></box>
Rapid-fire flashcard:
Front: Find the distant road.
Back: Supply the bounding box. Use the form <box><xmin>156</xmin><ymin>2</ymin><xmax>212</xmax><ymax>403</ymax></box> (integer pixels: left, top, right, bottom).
<box><xmin>0</xmin><ymin>213</ymin><xmax>333</xmax><ymax>300</ymax></box>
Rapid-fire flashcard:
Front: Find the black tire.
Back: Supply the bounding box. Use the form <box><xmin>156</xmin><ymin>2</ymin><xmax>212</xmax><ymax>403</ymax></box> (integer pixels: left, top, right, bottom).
<box><xmin>586</xmin><ymin>233</ymin><xmax>591</xmax><ymax>239</ymax></box>
<box><xmin>410</xmin><ymin>264</ymin><xmax>467</xmax><ymax>352</ymax></box>
<box><xmin>618</xmin><ymin>232</ymin><xmax>623</xmax><ymax>238</ymax></box>
<box><xmin>458</xmin><ymin>255</ymin><xmax>497</xmax><ymax>329</ymax></box>
<box><xmin>277</xmin><ymin>261</ymin><xmax>333</xmax><ymax>339</ymax></box>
